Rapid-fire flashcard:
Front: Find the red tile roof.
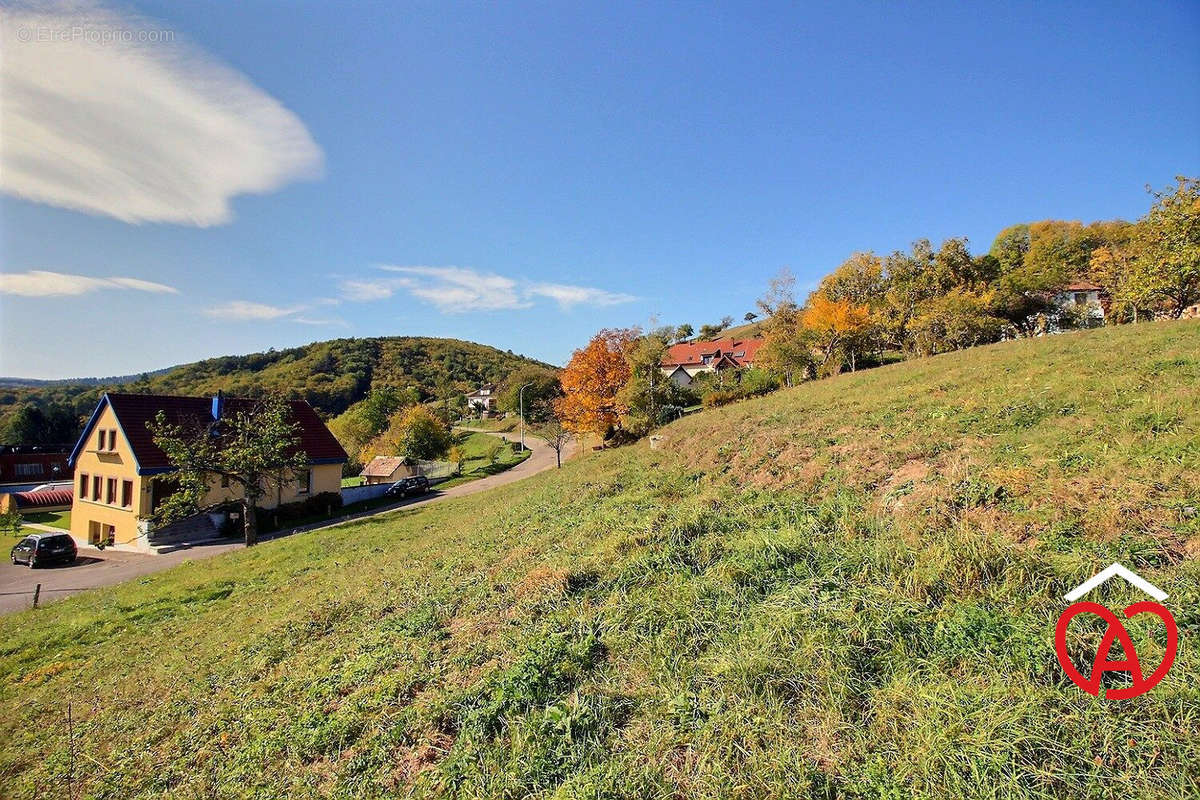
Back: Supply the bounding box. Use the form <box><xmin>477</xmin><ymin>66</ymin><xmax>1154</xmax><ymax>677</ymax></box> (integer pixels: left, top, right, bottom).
<box><xmin>71</xmin><ymin>393</ymin><xmax>347</xmax><ymax>474</ymax></box>
<box><xmin>661</xmin><ymin>338</ymin><xmax>764</xmax><ymax>368</ymax></box>
<box><xmin>1062</xmin><ymin>281</ymin><xmax>1104</xmax><ymax>291</ymax></box>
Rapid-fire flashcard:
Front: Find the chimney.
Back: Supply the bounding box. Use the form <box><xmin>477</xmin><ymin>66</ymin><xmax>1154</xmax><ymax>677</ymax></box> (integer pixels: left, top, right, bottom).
<box><xmin>211</xmin><ymin>391</ymin><xmax>224</xmax><ymax>421</ymax></box>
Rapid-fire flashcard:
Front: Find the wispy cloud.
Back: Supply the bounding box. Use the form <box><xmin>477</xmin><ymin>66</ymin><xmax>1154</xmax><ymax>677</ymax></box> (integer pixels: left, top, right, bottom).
<box><xmin>0</xmin><ymin>270</ymin><xmax>179</xmax><ymax>297</ymax></box>
<box><xmin>340</xmin><ymin>266</ymin><xmax>638</xmax><ymax>313</ymax></box>
<box><xmin>203</xmin><ymin>301</ymin><xmax>304</xmax><ymax>321</ymax></box>
<box><xmin>203</xmin><ymin>299</ymin><xmax>345</xmax><ymax>326</ymax></box>
<box><xmin>526</xmin><ymin>282</ymin><xmax>638</xmax><ymax>310</ymax></box>
<box><xmin>0</xmin><ymin>3</ymin><xmax>322</xmax><ymax>226</ymax></box>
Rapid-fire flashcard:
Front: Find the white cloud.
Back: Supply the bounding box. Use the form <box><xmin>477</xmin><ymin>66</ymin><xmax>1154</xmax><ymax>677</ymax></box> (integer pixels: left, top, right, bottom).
<box><xmin>293</xmin><ymin>316</ymin><xmax>349</xmax><ymax>327</ymax></box>
<box><xmin>379</xmin><ymin>266</ymin><xmax>528</xmax><ymax>312</ymax></box>
<box><xmin>341</xmin><ymin>266</ymin><xmax>638</xmax><ymax>313</ymax></box>
<box><xmin>526</xmin><ymin>282</ymin><xmax>638</xmax><ymax>310</ymax></box>
<box><xmin>0</xmin><ymin>3</ymin><xmax>322</xmax><ymax>226</ymax></box>
<box><xmin>340</xmin><ymin>278</ymin><xmax>403</xmax><ymax>302</ymax></box>
<box><xmin>203</xmin><ymin>301</ymin><xmax>303</xmax><ymax>321</ymax></box>
<box><xmin>202</xmin><ymin>299</ymin><xmax>346</xmax><ymax>326</ymax></box>
<box><xmin>0</xmin><ymin>270</ymin><xmax>179</xmax><ymax>297</ymax></box>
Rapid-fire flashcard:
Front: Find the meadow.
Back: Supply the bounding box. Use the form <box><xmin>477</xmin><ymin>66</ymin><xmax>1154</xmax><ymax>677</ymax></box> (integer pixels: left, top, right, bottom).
<box><xmin>1</xmin><ymin>322</ymin><xmax>1198</xmax><ymax>799</ymax></box>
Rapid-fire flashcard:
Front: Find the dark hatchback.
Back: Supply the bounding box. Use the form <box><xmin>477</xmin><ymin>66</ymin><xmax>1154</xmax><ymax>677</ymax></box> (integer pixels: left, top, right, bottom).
<box><xmin>386</xmin><ymin>475</ymin><xmax>431</xmax><ymax>498</ymax></box>
<box><xmin>11</xmin><ymin>533</ymin><xmax>78</xmax><ymax>568</ymax></box>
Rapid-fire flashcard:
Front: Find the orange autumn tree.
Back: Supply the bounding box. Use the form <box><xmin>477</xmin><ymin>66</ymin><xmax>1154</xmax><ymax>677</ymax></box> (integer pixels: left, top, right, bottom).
<box><xmin>802</xmin><ymin>292</ymin><xmax>871</xmax><ymax>374</ymax></box>
<box><xmin>555</xmin><ymin>328</ymin><xmax>637</xmax><ymax>437</ymax></box>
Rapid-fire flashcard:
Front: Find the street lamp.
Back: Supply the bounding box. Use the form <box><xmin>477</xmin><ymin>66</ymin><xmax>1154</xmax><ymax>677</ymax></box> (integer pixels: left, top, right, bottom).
<box><xmin>518</xmin><ymin>382</ymin><xmax>534</xmax><ymax>452</ymax></box>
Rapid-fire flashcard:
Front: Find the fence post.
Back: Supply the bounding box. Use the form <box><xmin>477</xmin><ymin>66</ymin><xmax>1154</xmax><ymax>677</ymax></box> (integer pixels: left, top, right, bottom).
<box><xmin>32</xmin><ymin>583</ymin><xmax>41</xmax><ymax>609</ymax></box>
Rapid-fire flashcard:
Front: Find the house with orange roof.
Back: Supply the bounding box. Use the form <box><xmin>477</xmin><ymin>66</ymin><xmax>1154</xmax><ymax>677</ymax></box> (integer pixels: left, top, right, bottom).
<box><xmin>660</xmin><ymin>338</ymin><xmax>764</xmax><ymax>387</ymax></box>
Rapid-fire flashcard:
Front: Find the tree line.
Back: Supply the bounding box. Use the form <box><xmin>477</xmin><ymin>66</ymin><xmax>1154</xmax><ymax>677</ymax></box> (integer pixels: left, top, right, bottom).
<box><xmin>554</xmin><ymin>177</ymin><xmax>1198</xmax><ymax>440</ymax></box>
<box><xmin>756</xmin><ymin>176</ymin><xmax>1198</xmax><ymax>381</ymax></box>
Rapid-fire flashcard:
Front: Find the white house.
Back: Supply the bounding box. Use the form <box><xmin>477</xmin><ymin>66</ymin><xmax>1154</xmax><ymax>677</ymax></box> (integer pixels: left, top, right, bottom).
<box><xmin>466</xmin><ymin>384</ymin><xmax>499</xmax><ymax>415</ymax></box>
<box><xmin>660</xmin><ymin>338</ymin><xmax>764</xmax><ymax>388</ymax></box>
<box><xmin>1054</xmin><ymin>281</ymin><xmax>1106</xmax><ymax>324</ymax></box>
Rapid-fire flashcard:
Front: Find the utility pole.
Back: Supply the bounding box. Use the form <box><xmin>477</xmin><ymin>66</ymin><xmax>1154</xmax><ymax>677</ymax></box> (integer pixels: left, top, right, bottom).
<box><xmin>518</xmin><ymin>382</ymin><xmax>533</xmax><ymax>452</ymax></box>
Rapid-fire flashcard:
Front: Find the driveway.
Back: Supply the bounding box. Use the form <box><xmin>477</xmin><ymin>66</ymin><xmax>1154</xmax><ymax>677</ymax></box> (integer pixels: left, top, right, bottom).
<box><xmin>0</xmin><ymin>429</ymin><xmax>577</xmax><ymax>614</ymax></box>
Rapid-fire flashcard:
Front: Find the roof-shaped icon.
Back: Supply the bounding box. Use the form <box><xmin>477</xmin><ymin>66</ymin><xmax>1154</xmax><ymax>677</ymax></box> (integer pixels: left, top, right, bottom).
<box><xmin>1064</xmin><ymin>562</ymin><xmax>1167</xmax><ymax>602</ymax></box>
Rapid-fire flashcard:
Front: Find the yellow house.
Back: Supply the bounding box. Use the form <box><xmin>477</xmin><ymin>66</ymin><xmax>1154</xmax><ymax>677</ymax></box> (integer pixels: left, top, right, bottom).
<box><xmin>68</xmin><ymin>393</ymin><xmax>347</xmax><ymax>552</ymax></box>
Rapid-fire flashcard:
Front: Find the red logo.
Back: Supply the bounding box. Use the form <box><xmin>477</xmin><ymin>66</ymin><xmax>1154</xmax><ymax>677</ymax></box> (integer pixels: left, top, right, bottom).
<box><xmin>1054</xmin><ymin>600</ymin><xmax>1178</xmax><ymax>699</ymax></box>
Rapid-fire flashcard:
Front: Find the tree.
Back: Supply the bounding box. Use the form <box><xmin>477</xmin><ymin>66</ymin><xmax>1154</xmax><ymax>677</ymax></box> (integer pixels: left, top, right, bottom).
<box><xmin>497</xmin><ymin>365</ymin><xmax>562</xmax><ymax>421</ymax></box>
<box><xmin>533</xmin><ymin>418</ymin><xmax>574</xmax><ymax>468</ymax></box>
<box><xmin>1128</xmin><ymin>177</ymin><xmax>1200</xmax><ymax>318</ymax></box>
<box><xmin>819</xmin><ymin>252</ymin><xmax>885</xmax><ymax>305</ymax></box>
<box><xmin>395</xmin><ymin>406</ymin><xmax>453</xmax><ymax>461</ymax></box>
<box><xmin>447</xmin><ymin>444</ymin><xmax>465</xmax><ymax>475</ymax></box>
<box><xmin>674</xmin><ymin>323</ymin><xmax>694</xmax><ymax>342</ymax></box>
<box><xmin>617</xmin><ymin>328</ymin><xmax>687</xmax><ymax>435</ymax></box>
<box><xmin>328</xmin><ymin>385</ymin><xmax>419</xmax><ymax>473</ymax></box>
<box><xmin>743</xmin><ymin>312</ymin><xmax>758</xmax><ymax>323</ymax></box>
<box><xmin>756</xmin><ymin>267</ymin><xmax>797</xmax><ymax>318</ymax></box>
<box><xmin>756</xmin><ymin>308</ymin><xmax>816</xmax><ymax>386</ymax></box>
<box><xmin>989</xmin><ymin>224</ymin><xmax>1031</xmax><ymax>275</ymax></box>
<box><xmin>818</xmin><ymin>252</ymin><xmax>886</xmax><ymax>367</ymax></box>
<box><xmin>801</xmin><ymin>293</ymin><xmax>871</xmax><ymax>375</ymax></box>
<box><xmin>878</xmin><ymin>240</ymin><xmax>938</xmax><ymax>350</ymax></box>
<box><xmin>147</xmin><ymin>395</ymin><xmax>310</xmax><ymax>547</ymax></box>
<box><xmin>555</xmin><ymin>328</ymin><xmax>636</xmax><ymax>437</ymax></box>
<box><xmin>720</xmin><ymin>315</ymin><xmax>734</xmax><ymax>329</ymax></box>
<box><xmin>909</xmin><ymin>289</ymin><xmax>1006</xmax><ymax>356</ymax></box>
<box><xmin>2</xmin><ymin>402</ymin><xmax>80</xmax><ymax>445</ymax></box>
<box><xmin>482</xmin><ymin>438</ymin><xmax>503</xmax><ymax>465</ymax></box>
<box><xmin>697</xmin><ymin>323</ymin><xmax>724</xmax><ymax>339</ymax></box>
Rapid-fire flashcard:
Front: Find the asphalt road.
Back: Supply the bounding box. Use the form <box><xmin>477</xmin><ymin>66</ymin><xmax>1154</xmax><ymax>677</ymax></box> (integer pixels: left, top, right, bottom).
<box><xmin>0</xmin><ymin>429</ymin><xmax>577</xmax><ymax>615</ymax></box>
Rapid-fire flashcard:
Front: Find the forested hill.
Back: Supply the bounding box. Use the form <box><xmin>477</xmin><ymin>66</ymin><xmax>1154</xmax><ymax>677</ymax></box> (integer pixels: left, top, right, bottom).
<box><xmin>0</xmin><ymin>337</ymin><xmax>554</xmax><ymax>444</ymax></box>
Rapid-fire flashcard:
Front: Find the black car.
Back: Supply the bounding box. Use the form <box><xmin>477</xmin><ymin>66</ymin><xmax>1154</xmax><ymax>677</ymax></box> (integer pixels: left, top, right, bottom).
<box><xmin>11</xmin><ymin>533</ymin><xmax>78</xmax><ymax>568</ymax></box>
<box><xmin>385</xmin><ymin>475</ymin><xmax>431</xmax><ymax>498</ymax></box>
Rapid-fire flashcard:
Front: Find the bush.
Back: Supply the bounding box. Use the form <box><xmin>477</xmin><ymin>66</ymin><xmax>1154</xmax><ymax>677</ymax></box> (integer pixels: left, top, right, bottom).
<box><xmin>703</xmin><ymin>389</ymin><xmax>740</xmax><ymax>408</ymax></box>
<box><xmin>255</xmin><ymin>491</ymin><xmax>344</xmax><ymax>532</ymax></box>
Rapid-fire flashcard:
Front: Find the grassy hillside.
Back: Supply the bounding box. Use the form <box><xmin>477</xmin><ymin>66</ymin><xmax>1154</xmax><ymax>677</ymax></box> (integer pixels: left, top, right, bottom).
<box><xmin>0</xmin><ymin>337</ymin><xmax>554</xmax><ymax>443</ymax></box>
<box><xmin>2</xmin><ymin>322</ymin><xmax>1198</xmax><ymax>799</ymax></box>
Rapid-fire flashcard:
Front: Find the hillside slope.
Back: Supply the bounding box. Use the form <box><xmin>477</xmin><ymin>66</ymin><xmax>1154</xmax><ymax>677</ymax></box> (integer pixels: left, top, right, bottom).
<box><xmin>2</xmin><ymin>322</ymin><xmax>1198</xmax><ymax>799</ymax></box>
<box><xmin>0</xmin><ymin>336</ymin><xmax>554</xmax><ymax>442</ymax></box>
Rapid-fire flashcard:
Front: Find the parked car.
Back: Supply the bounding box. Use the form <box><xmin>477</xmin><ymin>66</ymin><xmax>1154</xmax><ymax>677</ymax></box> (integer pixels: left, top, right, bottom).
<box><xmin>385</xmin><ymin>475</ymin><xmax>431</xmax><ymax>498</ymax></box>
<box><xmin>10</xmin><ymin>532</ymin><xmax>77</xmax><ymax>568</ymax></box>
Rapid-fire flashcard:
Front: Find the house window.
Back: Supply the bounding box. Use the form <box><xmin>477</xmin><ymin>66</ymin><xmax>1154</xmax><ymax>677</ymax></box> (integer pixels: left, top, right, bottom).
<box><xmin>92</xmin><ymin>475</ymin><xmax>102</xmax><ymax>501</ymax></box>
<box><xmin>79</xmin><ymin>473</ymin><xmax>89</xmax><ymax>499</ymax></box>
<box><xmin>106</xmin><ymin>478</ymin><xmax>117</xmax><ymax>504</ymax></box>
<box><xmin>15</xmin><ymin>463</ymin><xmax>43</xmax><ymax>477</ymax></box>
<box><xmin>1073</xmin><ymin>292</ymin><xmax>1088</xmax><ymax>305</ymax></box>
<box><xmin>108</xmin><ymin>429</ymin><xmax>118</xmax><ymax>451</ymax></box>
<box><xmin>298</xmin><ymin>469</ymin><xmax>312</xmax><ymax>495</ymax></box>
<box><xmin>121</xmin><ymin>480</ymin><xmax>134</xmax><ymax>508</ymax></box>
<box><xmin>97</xmin><ymin>430</ymin><xmax>106</xmax><ymax>450</ymax></box>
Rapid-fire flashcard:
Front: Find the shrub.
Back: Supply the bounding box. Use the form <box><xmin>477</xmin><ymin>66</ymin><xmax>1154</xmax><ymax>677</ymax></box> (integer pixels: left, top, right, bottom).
<box><xmin>255</xmin><ymin>491</ymin><xmax>344</xmax><ymax>531</ymax></box>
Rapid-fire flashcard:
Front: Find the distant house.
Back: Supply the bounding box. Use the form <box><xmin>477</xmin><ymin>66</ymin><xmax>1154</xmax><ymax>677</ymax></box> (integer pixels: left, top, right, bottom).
<box><xmin>360</xmin><ymin>455</ymin><xmax>416</xmax><ymax>485</ymax></box>
<box><xmin>66</xmin><ymin>393</ymin><xmax>347</xmax><ymax>551</ymax></box>
<box><xmin>466</xmin><ymin>383</ymin><xmax>499</xmax><ymax>415</ymax></box>
<box><xmin>660</xmin><ymin>338</ymin><xmax>765</xmax><ymax>387</ymax></box>
<box><xmin>1054</xmin><ymin>280</ymin><xmax>1106</xmax><ymax>324</ymax></box>
<box><xmin>0</xmin><ymin>444</ymin><xmax>74</xmax><ymax>487</ymax></box>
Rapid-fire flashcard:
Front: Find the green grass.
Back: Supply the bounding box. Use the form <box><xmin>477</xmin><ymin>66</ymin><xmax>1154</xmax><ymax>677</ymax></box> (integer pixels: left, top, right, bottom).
<box><xmin>2</xmin><ymin>322</ymin><xmax>1199</xmax><ymax>799</ymax></box>
<box><xmin>438</xmin><ymin>431</ymin><xmax>531</xmax><ymax>489</ymax></box>
<box><xmin>20</xmin><ymin>510</ymin><xmax>70</xmax><ymax>530</ymax></box>
<box><xmin>341</xmin><ymin>476</ymin><xmax>364</xmax><ymax>488</ymax></box>
<box><xmin>460</xmin><ymin>416</ymin><xmax>520</xmax><ymax>433</ymax></box>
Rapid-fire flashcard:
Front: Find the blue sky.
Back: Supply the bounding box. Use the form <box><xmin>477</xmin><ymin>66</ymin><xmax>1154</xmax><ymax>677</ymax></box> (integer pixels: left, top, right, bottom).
<box><xmin>1</xmin><ymin>0</ymin><xmax>1197</xmax><ymax>379</ymax></box>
